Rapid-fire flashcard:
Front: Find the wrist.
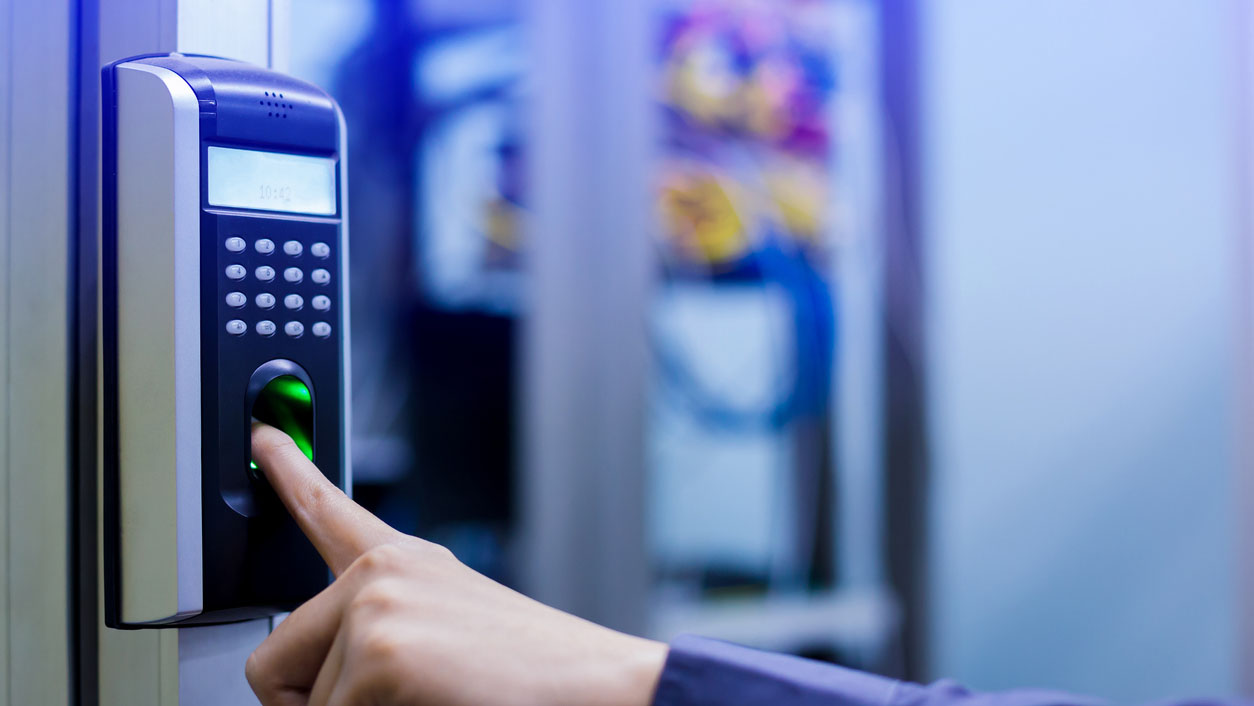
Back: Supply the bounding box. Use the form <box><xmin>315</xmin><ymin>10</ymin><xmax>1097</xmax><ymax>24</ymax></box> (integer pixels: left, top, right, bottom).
<box><xmin>615</xmin><ymin>636</ymin><xmax>668</xmax><ymax>706</ymax></box>
<box><xmin>563</xmin><ymin>631</ymin><xmax>667</xmax><ymax>706</ymax></box>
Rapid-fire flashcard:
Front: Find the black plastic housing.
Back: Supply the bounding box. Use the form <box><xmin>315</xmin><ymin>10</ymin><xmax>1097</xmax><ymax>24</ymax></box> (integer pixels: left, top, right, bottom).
<box><xmin>102</xmin><ymin>54</ymin><xmax>347</xmax><ymax>628</ymax></box>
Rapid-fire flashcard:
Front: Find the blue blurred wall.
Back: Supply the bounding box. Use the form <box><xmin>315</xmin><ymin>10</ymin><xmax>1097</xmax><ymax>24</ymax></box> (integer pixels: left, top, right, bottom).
<box><xmin>923</xmin><ymin>0</ymin><xmax>1240</xmax><ymax>701</ymax></box>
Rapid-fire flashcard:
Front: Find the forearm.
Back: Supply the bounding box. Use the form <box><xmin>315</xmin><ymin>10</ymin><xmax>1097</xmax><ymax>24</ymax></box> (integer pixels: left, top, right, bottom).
<box><xmin>652</xmin><ymin>635</ymin><xmax>900</xmax><ymax>706</ymax></box>
<box><xmin>652</xmin><ymin>635</ymin><xmax>1237</xmax><ymax>706</ymax></box>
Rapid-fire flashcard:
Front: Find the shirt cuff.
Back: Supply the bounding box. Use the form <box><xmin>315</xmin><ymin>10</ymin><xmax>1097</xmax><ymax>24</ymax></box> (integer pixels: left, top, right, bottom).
<box><xmin>652</xmin><ymin>634</ymin><xmax>903</xmax><ymax>706</ymax></box>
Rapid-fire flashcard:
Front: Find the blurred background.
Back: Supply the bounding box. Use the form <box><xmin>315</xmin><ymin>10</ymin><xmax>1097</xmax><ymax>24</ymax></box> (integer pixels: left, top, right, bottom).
<box><xmin>285</xmin><ymin>0</ymin><xmax>1246</xmax><ymax>701</ymax></box>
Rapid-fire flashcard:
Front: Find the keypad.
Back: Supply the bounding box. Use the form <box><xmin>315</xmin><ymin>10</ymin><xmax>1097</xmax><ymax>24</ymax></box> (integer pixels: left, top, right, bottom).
<box><xmin>222</xmin><ymin>234</ymin><xmax>337</xmax><ymax>343</ymax></box>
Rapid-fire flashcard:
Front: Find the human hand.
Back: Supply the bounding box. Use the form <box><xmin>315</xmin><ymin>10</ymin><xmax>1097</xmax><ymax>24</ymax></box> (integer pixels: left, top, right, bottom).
<box><xmin>245</xmin><ymin>422</ymin><xmax>668</xmax><ymax>706</ymax></box>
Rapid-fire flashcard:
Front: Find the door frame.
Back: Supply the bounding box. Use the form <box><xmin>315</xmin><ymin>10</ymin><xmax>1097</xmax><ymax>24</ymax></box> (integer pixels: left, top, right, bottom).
<box><xmin>70</xmin><ymin>1</ymin><xmax>290</xmax><ymax>704</ymax></box>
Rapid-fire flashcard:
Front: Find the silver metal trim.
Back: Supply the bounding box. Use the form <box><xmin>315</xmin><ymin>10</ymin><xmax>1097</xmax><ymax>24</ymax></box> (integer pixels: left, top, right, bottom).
<box><xmin>114</xmin><ymin>62</ymin><xmax>204</xmax><ymax>623</ymax></box>
<box><xmin>178</xmin><ymin>620</ymin><xmax>270</xmax><ymax>704</ymax></box>
<box><xmin>336</xmin><ymin>103</ymin><xmax>352</xmax><ymax>497</ymax></box>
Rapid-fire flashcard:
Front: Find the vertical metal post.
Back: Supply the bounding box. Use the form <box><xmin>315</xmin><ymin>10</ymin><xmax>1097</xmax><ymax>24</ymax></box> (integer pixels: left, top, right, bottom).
<box><xmin>0</xmin><ymin>0</ymin><xmax>8</xmax><ymax>695</ymax></box>
<box><xmin>878</xmin><ymin>0</ymin><xmax>928</xmax><ymax>680</ymax></box>
<box><xmin>1234</xmin><ymin>0</ymin><xmax>1254</xmax><ymax>696</ymax></box>
<box><xmin>831</xmin><ymin>0</ymin><xmax>887</xmax><ymax>594</ymax></box>
<box><xmin>0</xmin><ymin>3</ymin><xmax>11</xmax><ymax>699</ymax></box>
<box><xmin>520</xmin><ymin>0</ymin><xmax>656</xmax><ymax>633</ymax></box>
<box><xmin>0</xmin><ymin>0</ymin><xmax>10</xmax><ymax>699</ymax></box>
<box><xmin>2</xmin><ymin>0</ymin><xmax>75</xmax><ymax>703</ymax></box>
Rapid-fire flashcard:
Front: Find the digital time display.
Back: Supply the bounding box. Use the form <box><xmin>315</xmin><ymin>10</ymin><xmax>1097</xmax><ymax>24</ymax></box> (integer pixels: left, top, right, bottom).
<box><xmin>207</xmin><ymin>146</ymin><xmax>337</xmax><ymax>215</ymax></box>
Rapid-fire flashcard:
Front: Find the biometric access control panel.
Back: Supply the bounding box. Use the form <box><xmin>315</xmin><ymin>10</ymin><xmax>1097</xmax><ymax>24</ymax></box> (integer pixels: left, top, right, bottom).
<box><xmin>102</xmin><ymin>54</ymin><xmax>350</xmax><ymax>628</ymax></box>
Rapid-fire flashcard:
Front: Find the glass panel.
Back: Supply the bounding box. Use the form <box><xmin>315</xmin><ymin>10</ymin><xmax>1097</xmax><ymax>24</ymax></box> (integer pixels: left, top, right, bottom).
<box><xmin>650</xmin><ymin>0</ymin><xmax>840</xmax><ymax>595</ymax></box>
<box><xmin>290</xmin><ymin>0</ymin><xmax>526</xmax><ymax>582</ymax></box>
<box><xmin>206</xmin><ymin>146</ymin><xmax>337</xmax><ymax>215</ymax></box>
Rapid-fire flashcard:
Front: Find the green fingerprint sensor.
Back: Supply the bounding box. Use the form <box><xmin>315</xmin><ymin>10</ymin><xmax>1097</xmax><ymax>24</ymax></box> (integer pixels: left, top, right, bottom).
<box><xmin>251</xmin><ymin>375</ymin><xmax>313</xmax><ymax>472</ymax></box>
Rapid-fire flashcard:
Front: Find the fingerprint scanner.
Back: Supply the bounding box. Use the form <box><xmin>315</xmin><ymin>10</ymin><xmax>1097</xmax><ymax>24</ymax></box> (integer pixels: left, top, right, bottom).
<box><xmin>251</xmin><ymin>375</ymin><xmax>313</xmax><ymax>472</ymax></box>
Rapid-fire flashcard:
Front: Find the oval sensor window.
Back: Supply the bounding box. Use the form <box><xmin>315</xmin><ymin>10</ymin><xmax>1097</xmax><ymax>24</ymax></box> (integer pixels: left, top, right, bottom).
<box><xmin>251</xmin><ymin>375</ymin><xmax>314</xmax><ymax>472</ymax></box>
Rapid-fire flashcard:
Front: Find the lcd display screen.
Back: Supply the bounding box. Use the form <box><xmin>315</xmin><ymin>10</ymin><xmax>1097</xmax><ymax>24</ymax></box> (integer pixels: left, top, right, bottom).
<box><xmin>207</xmin><ymin>146</ymin><xmax>337</xmax><ymax>215</ymax></box>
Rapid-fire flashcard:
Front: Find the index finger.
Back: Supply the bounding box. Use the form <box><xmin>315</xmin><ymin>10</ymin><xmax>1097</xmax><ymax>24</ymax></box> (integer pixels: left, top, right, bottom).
<box><xmin>251</xmin><ymin>421</ymin><xmax>401</xmax><ymax>575</ymax></box>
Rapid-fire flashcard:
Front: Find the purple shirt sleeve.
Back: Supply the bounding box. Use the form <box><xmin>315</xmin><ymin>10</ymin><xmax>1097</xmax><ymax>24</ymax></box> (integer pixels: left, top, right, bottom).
<box><xmin>651</xmin><ymin>635</ymin><xmax>1237</xmax><ymax>706</ymax></box>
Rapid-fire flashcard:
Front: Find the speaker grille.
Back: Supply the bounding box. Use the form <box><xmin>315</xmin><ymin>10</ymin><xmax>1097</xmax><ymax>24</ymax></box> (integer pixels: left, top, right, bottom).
<box><xmin>259</xmin><ymin>90</ymin><xmax>291</xmax><ymax>119</ymax></box>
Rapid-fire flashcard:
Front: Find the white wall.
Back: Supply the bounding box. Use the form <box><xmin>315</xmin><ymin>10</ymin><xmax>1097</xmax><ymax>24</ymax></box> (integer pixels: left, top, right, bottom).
<box><xmin>924</xmin><ymin>1</ymin><xmax>1241</xmax><ymax>701</ymax></box>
